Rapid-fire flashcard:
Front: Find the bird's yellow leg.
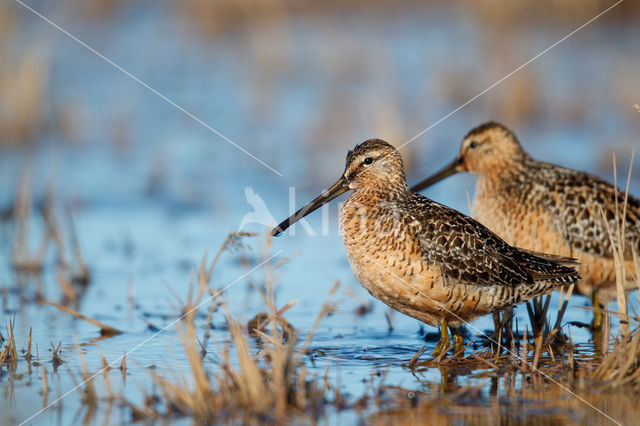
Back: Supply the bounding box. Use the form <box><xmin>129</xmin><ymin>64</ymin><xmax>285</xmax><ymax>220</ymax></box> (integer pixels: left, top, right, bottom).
<box><xmin>439</xmin><ymin>366</ymin><xmax>453</xmax><ymax>392</ymax></box>
<box><xmin>450</xmin><ymin>327</ymin><xmax>464</xmax><ymax>356</ymax></box>
<box><xmin>591</xmin><ymin>290</ymin><xmax>603</xmax><ymax>330</ymax></box>
<box><xmin>432</xmin><ymin>319</ymin><xmax>450</xmax><ymax>357</ymax></box>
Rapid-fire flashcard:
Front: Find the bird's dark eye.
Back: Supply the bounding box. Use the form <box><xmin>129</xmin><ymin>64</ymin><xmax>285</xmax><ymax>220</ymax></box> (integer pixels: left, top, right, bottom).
<box><xmin>469</xmin><ymin>141</ymin><xmax>478</xmax><ymax>149</ymax></box>
<box><xmin>363</xmin><ymin>157</ymin><xmax>373</xmax><ymax>165</ymax></box>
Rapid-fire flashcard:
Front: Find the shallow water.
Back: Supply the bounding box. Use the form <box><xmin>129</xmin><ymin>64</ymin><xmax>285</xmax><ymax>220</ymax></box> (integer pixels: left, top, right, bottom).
<box><xmin>2</xmin><ymin>1</ymin><xmax>640</xmax><ymax>424</ymax></box>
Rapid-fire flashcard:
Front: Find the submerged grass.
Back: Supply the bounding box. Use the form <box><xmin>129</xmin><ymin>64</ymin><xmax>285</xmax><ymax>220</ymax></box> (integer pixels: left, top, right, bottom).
<box><xmin>9</xmin><ymin>167</ymin><xmax>92</xmax><ymax>306</ymax></box>
<box><xmin>113</xmin><ymin>224</ymin><xmax>639</xmax><ymax>424</ymax></box>
<box><xmin>44</xmin><ymin>300</ymin><xmax>122</xmax><ymax>336</ymax></box>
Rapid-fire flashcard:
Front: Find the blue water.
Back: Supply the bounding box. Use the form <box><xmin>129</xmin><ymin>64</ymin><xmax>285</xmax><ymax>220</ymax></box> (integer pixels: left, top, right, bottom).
<box><xmin>1</xmin><ymin>1</ymin><xmax>639</xmax><ymax>424</ymax></box>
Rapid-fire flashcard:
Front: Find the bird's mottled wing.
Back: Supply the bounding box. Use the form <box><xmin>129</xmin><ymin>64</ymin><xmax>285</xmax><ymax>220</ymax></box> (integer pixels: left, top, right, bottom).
<box><xmin>403</xmin><ymin>194</ymin><xmax>579</xmax><ymax>287</ymax></box>
<box><xmin>530</xmin><ymin>164</ymin><xmax>640</xmax><ymax>259</ymax></box>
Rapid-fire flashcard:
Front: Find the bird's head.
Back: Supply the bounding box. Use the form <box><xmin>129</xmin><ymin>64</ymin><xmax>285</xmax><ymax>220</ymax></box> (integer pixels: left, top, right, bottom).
<box><xmin>411</xmin><ymin>122</ymin><xmax>526</xmax><ymax>192</ymax></box>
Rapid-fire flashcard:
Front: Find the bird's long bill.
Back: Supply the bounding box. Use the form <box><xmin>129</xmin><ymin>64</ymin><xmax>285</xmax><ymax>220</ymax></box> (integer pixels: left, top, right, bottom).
<box><xmin>410</xmin><ymin>156</ymin><xmax>464</xmax><ymax>193</ymax></box>
<box><xmin>271</xmin><ymin>176</ymin><xmax>349</xmax><ymax>237</ymax></box>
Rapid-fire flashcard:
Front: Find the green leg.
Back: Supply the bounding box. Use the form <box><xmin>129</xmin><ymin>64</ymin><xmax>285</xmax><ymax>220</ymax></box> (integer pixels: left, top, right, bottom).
<box><xmin>450</xmin><ymin>326</ymin><xmax>464</xmax><ymax>356</ymax></box>
<box><xmin>432</xmin><ymin>319</ymin><xmax>450</xmax><ymax>357</ymax></box>
<box><xmin>591</xmin><ymin>290</ymin><xmax>603</xmax><ymax>331</ymax></box>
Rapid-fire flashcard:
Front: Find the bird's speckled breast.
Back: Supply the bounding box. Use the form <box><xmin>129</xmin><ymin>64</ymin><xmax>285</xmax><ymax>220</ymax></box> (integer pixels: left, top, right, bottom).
<box><xmin>338</xmin><ymin>192</ymin><xmax>512</xmax><ymax>327</ymax></box>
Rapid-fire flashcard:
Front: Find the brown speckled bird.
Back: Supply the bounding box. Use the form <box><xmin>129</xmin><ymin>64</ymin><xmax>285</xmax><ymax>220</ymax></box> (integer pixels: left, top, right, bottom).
<box><xmin>272</xmin><ymin>139</ymin><xmax>580</xmax><ymax>356</ymax></box>
<box><xmin>411</xmin><ymin>122</ymin><xmax>640</xmax><ymax>328</ymax></box>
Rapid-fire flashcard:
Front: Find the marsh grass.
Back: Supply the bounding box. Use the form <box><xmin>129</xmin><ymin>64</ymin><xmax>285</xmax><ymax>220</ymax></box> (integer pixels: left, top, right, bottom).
<box><xmin>0</xmin><ymin>48</ymin><xmax>48</xmax><ymax>146</ymax></box>
<box><xmin>101</xmin><ymin>190</ymin><xmax>640</xmax><ymax>424</ymax></box>
<box><xmin>114</xmin><ymin>233</ymin><xmax>341</xmax><ymax>423</ymax></box>
<box><xmin>0</xmin><ymin>316</ymin><xmax>18</xmax><ymax>370</ymax></box>
<box><xmin>44</xmin><ymin>300</ymin><xmax>122</xmax><ymax>336</ymax></box>
<box><xmin>9</xmin><ymin>167</ymin><xmax>91</xmax><ymax>305</ymax></box>
<box><xmin>11</xmin><ymin>168</ymin><xmax>47</xmax><ymax>273</ymax></box>
<box><xmin>479</xmin><ymin>151</ymin><xmax>640</xmax><ymax>384</ymax></box>
<box><xmin>3</xmin><ymin>166</ymin><xmax>639</xmax><ymax>424</ymax></box>
<box><xmin>2</xmin><ymin>223</ymin><xmax>639</xmax><ymax>424</ymax></box>
<box><xmin>410</xmin><ymin>153</ymin><xmax>640</xmax><ymax>418</ymax></box>
<box><xmin>50</xmin><ymin>341</ymin><xmax>63</xmax><ymax>370</ymax></box>
<box><xmin>2</xmin><ymin>3</ymin><xmax>639</xmax><ymax>424</ymax></box>
<box><xmin>584</xmin><ymin>151</ymin><xmax>640</xmax><ymax>389</ymax></box>
<box><xmin>115</xmin><ymin>224</ymin><xmax>637</xmax><ymax>424</ymax></box>
<box><xmin>1</xmin><ymin>316</ymin><xmax>54</xmax><ymax>388</ymax></box>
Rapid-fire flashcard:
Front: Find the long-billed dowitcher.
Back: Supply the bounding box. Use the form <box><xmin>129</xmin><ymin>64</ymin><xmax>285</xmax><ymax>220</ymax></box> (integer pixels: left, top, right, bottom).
<box><xmin>272</xmin><ymin>139</ymin><xmax>580</xmax><ymax>355</ymax></box>
<box><xmin>411</xmin><ymin>122</ymin><xmax>640</xmax><ymax>328</ymax></box>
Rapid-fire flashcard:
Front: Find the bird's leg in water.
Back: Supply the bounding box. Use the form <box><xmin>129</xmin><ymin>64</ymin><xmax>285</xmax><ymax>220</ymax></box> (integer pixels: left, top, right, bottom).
<box><xmin>432</xmin><ymin>319</ymin><xmax>451</xmax><ymax>356</ymax></box>
<box><xmin>450</xmin><ymin>326</ymin><xmax>464</xmax><ymax>356</ymax></box>
<box><xmin>591</xmin><ymin>290</ymin><xmax>604</xmax><ymax>331</ymax></box>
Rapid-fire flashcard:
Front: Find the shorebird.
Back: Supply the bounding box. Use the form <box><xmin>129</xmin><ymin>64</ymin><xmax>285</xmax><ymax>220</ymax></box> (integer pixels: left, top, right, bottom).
<box><xmin>411</xmin><ymin>122</ymin><xmax>640</xmax><ymax>329</ymax></box>
<box><xmin>272</xmin><ymin>139</ymin><xmax>580</xmax><ymax>355</ymax></box>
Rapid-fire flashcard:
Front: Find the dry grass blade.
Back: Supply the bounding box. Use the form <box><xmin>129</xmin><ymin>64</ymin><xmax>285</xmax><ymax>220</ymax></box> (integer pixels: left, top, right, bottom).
<box><xmin>44</xmin><ymin>300</ymin><xmax>122</xmax><ymax>336</ymax></box>
<box><xmin>599</xmin><ymin>151</ymin><xmax>636</xmax><ymax>340</ymax></box>
<box><xmin>75</xmin><ymin>343</ymin><xmax>97</xmax><ymax>406</ymax></box>
<box><xmin>592</xmin><ymin>330</ymin><xmax>640</xmax><ymax>387</ymax></box>
<box><xmin>56</xmin><ymin>269</ymin><xmax>77</xmax><ymax>304</ymax></box>
<box><xmin>41</xmin><ymin>366</ymin><xmax>49</xmax><ymax>409</ymax></box>
<box><xmin>119</xmin><ymin>352</ymin><xmax>127</xmax><ymax>380</ymax></box>
<box><xmin>384</xmin><ymin>309</ymin><xmax>394</xmax><ymax>332</ymax></box>
<box><xmin>614</xmin><ymin>152</ymin><xmax>632</xmax><ymax>338</ymax></box>
<box><xmin>66</xmin><ymin>209</ymin><xmax>90</xmax><ymax>285</ymax></box>
<box><xmin>226</xmin><ymin>318</ymin><xmax>270</xmax><ymax>410</ymax></box>
<box><xmin>0</xmin><ymin>337</ymin><xmax>9</xmax><ymax>370</ymax></box>
<box><xmin>409</xmin><ymin>346</ymin><xmax>427</xmax><ymax>368</ymax></box>
<box><xmin>26</xmin><ymin>327</ymin><xmax>32</xmax><ymax>362</ymax></box>
<box><xmin>469</xmin><ymin>352</ymin><xmax>499</xmax><ymax>369</ymax></box>
<box><xmin>552</xmin><ymin>284</ymin><xmax>574</xmax><ymax>332</ymax></box>
<box><xmin>207</xmin><ymin>231</ymin><xmax>258</xmax><ymax>277</ymax></box>
<box><xmin>248</xmin><ymin>300</ymin><xmax>299</xmax><ymax>338</ymax></box>
<box><xmin>299</xmin><ymin>281</ymin><xmax>340</xmax><ymax>352</ymax></box>
<box><xmin>525</xmin><ymin>296</ymin><xmax>551</xmax><ymax>354</ymax></box>
<box><xmin>42</xmin><ymin>366</ymin><xmax>48</xmax><ymax>394</ymax></box>
<box><xmin>521</xmin><ymin>327</ymin><xmax>529</xmax><ymax>372</ymax></box>
<box><xmin>41</xmin><ymin>190</ymin><xmax>92</xmax><ymax>286</ymax></box>
<box><xmin>50</xmin><ymin>341</ymin><xmax>63</xmax><ymax>369</ymax></box>
<box><xmin>11</xmin><ymin>167</ymin><xmax>48</xmax><ymax>272</ymax></box>
<box><xmin>124</xmin><ymin>242</ymin><xmax>338</xmax><ymax>423</ymax></box>
<box><xmin>2</xmin><ymin>316</ymin><xmax>18</xmax><ymax>369</ymax></box>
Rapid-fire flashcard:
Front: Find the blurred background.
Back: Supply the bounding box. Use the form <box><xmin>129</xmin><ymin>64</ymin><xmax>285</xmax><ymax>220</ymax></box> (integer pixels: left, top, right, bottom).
<box><xmin>1</xmin><ymin>1</ymin><xmax>639</xmax><ymax>423</ymax></box>
<box><xmin>2</xmin><ymin>0</ymin><xmax>639</xmax><ymax>209</ymax></box>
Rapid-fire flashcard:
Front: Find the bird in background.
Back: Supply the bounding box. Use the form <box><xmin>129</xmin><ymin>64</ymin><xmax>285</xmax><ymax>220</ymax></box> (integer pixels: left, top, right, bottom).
<box><xmin>272</xmin><ymin>139</ymin><xmax>580</xmax><ymax>356</ymax></box>
<box><xmin>411</xmin><ymin>122</ymin><xmax>640</xmax><ymax>330</ymax></box>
